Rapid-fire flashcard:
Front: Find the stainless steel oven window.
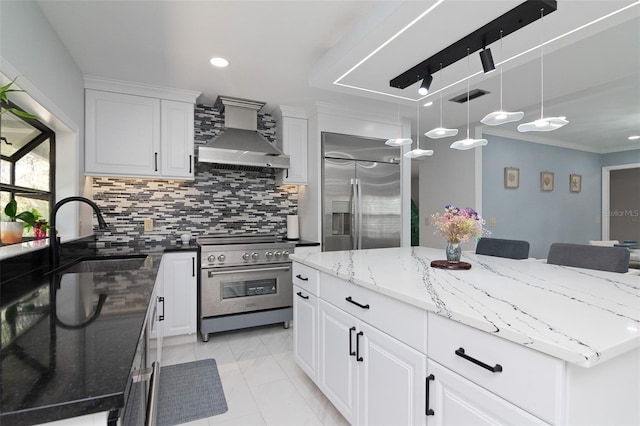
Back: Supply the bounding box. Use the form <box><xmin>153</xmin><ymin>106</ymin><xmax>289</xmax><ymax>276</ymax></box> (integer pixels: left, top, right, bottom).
<box><xmin>222</xmin><ymin>277</ymin><xmax>277</xmax><ymax>299</ymax></box>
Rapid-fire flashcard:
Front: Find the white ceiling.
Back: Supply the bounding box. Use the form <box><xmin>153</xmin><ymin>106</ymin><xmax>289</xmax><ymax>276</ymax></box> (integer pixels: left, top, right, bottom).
<box><xmin>37</xmin><ymin>0</ymin><xmax>640</xmax><ymax>154</ymax></box>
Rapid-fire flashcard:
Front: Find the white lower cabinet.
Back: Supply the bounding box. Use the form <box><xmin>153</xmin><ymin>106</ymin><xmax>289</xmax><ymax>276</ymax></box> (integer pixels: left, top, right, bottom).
<box><xmin>293</xmin><ymin>284</ymin><xmax>318</xmax><ymax>380</ymax></box>
<box><xmin>161</xmin><ymin>252</ymin><xmax>197</xmax><ymax>339</ymax></box>
<box><xmin>318</xmin><ymin>299</ymin><xmax>427</xmax><ymax>425</ymax></box>
<box><xmin>427</xmin><ymin>360</ymin><xmax>548</xmax><ymax>426</ymax></box>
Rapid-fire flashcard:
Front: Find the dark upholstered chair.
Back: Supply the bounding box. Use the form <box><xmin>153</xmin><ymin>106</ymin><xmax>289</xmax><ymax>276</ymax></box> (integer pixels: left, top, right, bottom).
<box><xmin>475</xmin><ymin>237</ymin><xmax>530</xmax><ymax>260</ymax></box>
<box><xmin>546</xmin><ymin>243</ymin><xmax>630</xmax><ymax>273</ymax></box>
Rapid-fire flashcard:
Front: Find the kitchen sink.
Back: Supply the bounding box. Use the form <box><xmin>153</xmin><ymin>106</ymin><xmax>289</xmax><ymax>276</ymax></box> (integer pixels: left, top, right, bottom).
<box><xmin>59</xmin><ymin>256</ymin><xmax>149</xmax><ymax>274</ymax></box>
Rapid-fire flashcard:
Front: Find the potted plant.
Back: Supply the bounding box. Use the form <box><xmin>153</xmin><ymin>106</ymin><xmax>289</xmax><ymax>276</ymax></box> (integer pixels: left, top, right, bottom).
<box><xmin>23</xmin><ymin>209</ymin><xmax>50</xmax><ymax>239</ymax></box>
<box><xmin>1</xmin><ymin>200</ymin><xmax>36</xmax><ymax>244</ymax></box>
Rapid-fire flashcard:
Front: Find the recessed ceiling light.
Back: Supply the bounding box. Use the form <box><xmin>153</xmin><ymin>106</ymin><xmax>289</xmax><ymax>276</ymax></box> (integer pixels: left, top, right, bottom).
<box><xmin>423</xmin><ymin>101</ymin><xmax>433</xmax><ymax>107</ymax></box>
<box><xmin>628</xmin><ymin>135</ymin><xmax>640</xmax><ymax>140</ymax></box>
<box><xmin>210</xmin><ymin>57</ymin><xmax>229</xmax><ymax>68</ymax></box>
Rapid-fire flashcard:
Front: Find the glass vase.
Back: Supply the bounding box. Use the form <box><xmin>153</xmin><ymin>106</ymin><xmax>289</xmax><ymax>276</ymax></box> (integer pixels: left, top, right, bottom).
<box><xmin>446</xmin><ymin>241</ymin><xmax>461</xmax><ymax>263</ymax></box>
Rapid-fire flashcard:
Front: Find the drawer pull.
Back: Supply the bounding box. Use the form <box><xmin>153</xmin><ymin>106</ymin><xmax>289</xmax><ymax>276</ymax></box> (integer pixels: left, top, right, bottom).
<box><xmin>295</xmin><ymin>274</ymin><xmax>309</xmax><ymax>281</ymax></box>
<box><xmin>425</xmin><ymin>374</ymin><xmax>435</xmax><ymax>416</ymax></box>
<box><xmin>349</xmin><ymin>327</ymin><xmax>356</xmax><ymax>356</ymax></box>
<box><xmin>345</xmin><ymin>296</ymin><xmax>370</xmax><ymax>310</ymax></box>
<box><xmin>455</xmin><ymin>347</ymin><xmax>503</xmax><ymax>373</ymax></box>
<box><xmin>296</xmin><ymin>291</ymin><xmax>309</xmax><ymax>300</ymax></box>
<box><xmin>356</xmin><ymin>331</ymin><xmax>364</xmax><ymax>362</ymax></box>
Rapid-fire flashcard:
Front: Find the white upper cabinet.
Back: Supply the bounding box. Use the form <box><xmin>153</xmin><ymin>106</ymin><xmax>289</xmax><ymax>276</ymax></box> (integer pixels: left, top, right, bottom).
<box><xmin>84</xmin><ymin>77</ymin><xmax>199</xmax><ymax>180</ymax></box>
<box><xmin>274</xmin><ymin>106</ymin><xmax>308</xmax><ymax>185</ymax></box>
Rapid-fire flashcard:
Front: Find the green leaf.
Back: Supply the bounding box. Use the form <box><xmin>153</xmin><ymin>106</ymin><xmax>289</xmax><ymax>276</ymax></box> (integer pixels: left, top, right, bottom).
<box><xmin>16</xmin><ymin>211</ymin><xmax>36</xmax><ymax>226</ymax></box>
<box><xmin>4</xmin><ymin>199</ymin><xmax>17</xmax><ymax>218</ymax></box>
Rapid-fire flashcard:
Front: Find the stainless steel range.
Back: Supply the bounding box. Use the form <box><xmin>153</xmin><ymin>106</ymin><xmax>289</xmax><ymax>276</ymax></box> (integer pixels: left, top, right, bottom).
<box><xmin>197</xmin><ymin>234</ymin><xmax>295</xmax><ymax>342</ymax></box>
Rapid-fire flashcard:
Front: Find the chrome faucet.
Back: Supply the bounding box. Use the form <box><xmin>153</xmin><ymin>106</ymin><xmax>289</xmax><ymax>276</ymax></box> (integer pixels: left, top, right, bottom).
<box><xmin>49</xmin><ymin>196</ymin><xmax>108</xmax><ymax>267</ymax></box>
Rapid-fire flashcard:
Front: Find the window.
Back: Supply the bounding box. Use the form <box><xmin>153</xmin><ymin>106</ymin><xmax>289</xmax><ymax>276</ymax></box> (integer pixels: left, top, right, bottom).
<box><xmin>1</xmin><ymin>100</ymin><xmax>55</xmax><ymax>243</ymax></box>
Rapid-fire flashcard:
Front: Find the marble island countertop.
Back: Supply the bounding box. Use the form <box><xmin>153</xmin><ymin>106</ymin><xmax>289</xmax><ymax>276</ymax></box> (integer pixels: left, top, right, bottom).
<box><xmin>291</xmin><ymin>246</ymin><xmax>640</xmax><ymax>368</ymax></box>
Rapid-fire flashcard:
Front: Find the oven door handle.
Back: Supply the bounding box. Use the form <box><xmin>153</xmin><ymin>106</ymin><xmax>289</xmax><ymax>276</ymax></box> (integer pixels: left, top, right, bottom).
<box><xmin>207</xmin><ymin>266</ymin><xmax>291</xmax><ymax>277</ymax></box>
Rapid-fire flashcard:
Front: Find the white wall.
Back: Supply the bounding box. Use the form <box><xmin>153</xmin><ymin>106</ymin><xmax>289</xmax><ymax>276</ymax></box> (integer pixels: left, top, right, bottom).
<box><xmin>0</xmin><ymin>0</ymin><xmax>86</xmax><ymax>239</ymax></box>
<box><xmin>299</xmin><ymin>101</ymin><xmax>411</xmax><ymax>247</ymax></box>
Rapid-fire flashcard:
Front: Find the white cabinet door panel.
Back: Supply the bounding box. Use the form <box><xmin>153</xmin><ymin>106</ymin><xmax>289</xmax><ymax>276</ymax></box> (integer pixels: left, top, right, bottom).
<box><xmin>428</xmin><ymin>360</ymin><xmax>549</xmax><ymax>426</ymax></box>
<box><xmin>85</xmin><ymin>90</ymin><xmax>160</xmax><ymax>176</ymax></box>
<box><xmin>358</xmin><ymin>322</ymin><xmax>427</xmax><ymax>426</ymax></box>
<box><xmin>160</xmin><ymin>100</ymin><xmax>194</xmax><ymax>179</ymax></box>
<box><xmin>293</xmin><ymin>285</ymin><xmax>318</xmax><ymax>381</ymax></box>
<box><xmin>162</xmin><ymin>252</ymin><xmax>197</xmax><ymax>338</ymax></box>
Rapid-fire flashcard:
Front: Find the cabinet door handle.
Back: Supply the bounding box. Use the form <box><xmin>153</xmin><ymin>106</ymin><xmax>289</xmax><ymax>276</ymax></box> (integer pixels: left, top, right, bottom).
<box><xmin>345</xmin><ymin>296</ymin><xmax>370</xmax><ymax>310</ymax></box>
<box><xmin>158</xmin><ymin>296</ymin><xmax>165</xmax><ymax>321</ymax></box>
<box><xmin>154</xmin><ymin>152</ymin><xmax>158</xmax><ymax>172</ymax></box>
<box><xmin>455</xmin><ymin>347</ymin><xmax>503</xmax><ymax>373</ymax></box>
<box><xmin>296</xmin><ymin>291</ymin><xmax>309</xmax><ymax>300</ymax></box>
<box><xmin>192</xmin><ymin>257</ymin><xmax>195</xmax><ymax>277</ymax></box>
<box><xmin>356</xmin><ymin>331</ymin><xmax>364</xmax><ymax>362</ymax></box>
<box><xmin>425</xmin><ymin>374</ymin><xmax>435</xmax><ymax>416</ymax></box>
<box><xmin>189</xmin><ymin>155</ymin><xmax>192</xmax><ymax>173</ymax></box>
<box><xmin>295</xmin><ymin>274</ymin><xmax>309</xmax><ymax>281</ymax></box>
<box><xmin>349</xmin><ymin>327</ymin><xmax>356</xmax><ymax>356</ymax></box>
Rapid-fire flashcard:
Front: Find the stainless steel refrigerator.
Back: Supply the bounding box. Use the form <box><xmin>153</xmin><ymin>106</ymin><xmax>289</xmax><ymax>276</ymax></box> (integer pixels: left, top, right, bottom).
<box><xmin>322</xmin><ymin>132</ymin><xmax>401</xmax><ymax>252</ymax></box>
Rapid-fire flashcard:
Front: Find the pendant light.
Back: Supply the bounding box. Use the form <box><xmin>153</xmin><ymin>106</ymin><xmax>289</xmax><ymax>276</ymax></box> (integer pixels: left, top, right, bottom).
<box><xmin>404</xmin><ymin>103</ymin><xmax>433</xmax><ymax>159</ymax></box>
<box><xmin>450</xmin><ymin>49</ymin><xmax>488</xmax><ymax>150</ymax></box>
<box><xmin>518</xmin><ymin>8</ymin><xmax>568</xmax><ymax>133</ymax></box>
<box><xmin>425</xmin><ymin>63</ymin><xmax>458</xmax><ymax>139</ymax></box>
<box><xmin>481</xmin><ymin>30</ymin><xmax>524</xmax><ymax>126</ymax></box>
<box><xmin>385</xmin><ymin>103</ymin><xmax>413</xmax><ymax>146</ymax></box>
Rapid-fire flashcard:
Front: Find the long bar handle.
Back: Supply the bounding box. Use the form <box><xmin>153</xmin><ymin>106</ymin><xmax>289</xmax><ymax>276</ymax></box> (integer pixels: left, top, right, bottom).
<box><xmin>345</xmin><ymin>296</ymin><xmax>370</xmax><ymax>310</ymax></box>
<box><xmin>349</xmin><ymin>326</ymin><xmax>356</xmax><ymax>356</ymax></box>
<box><xmin>154</xmin><ymin>152</ymin><xmax>158</xmax><ymax>172</ymax></box>
<box><xmin>295</xmin><ymin>274</ymin><xmax>309</xmax><ymax>281</ymax></box>
<box><xmin>296</xmin><ymin>291</ymin><xmax>309</xmax><ymax>300</ymax></box>
<box><xmin>350</xmin><ymin>178</ymin><xmax>357</xmax><ymax>249</ymax></box>
<box><xmin>192</xmin><ymin>257</ymin><xmax>195</xmax><ymax>277</ymax></box>
<box><xmin>208</xmin><ymin>266</ymin><xmax>291</xmax><ymax>277</ymax></box>
<box><xmin>189</xmin><ymin>155</ymin><xmax>192</xmax><ymax>173</ymax></box>
<box><xmin>455</xmin><ymin>347</ymin><xmax>503</xmax><ymax>373</ymax></box>
<box><xmin>356</xmin><ymin>178</ymin><xmax>362</xmax><ymax>250</ymax></box>
<box><xmin>425</xmin><ymin>374</ymin><xmax>435</xmax><ymax>416</ymax></box>
<box><xmin>145</xmin><ymin>361</ymin><xmax>160</xmax><ymax>426</ymax></box>
<box><xmin>356</xmin><ymin>331</ymin><xmax>364</xmax><ymax>361</ymax></box>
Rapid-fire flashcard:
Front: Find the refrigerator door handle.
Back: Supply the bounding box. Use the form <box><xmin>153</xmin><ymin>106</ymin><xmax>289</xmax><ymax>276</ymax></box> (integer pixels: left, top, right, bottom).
<box><xmin>350</xmin><ymin>178</ymin><xmax>357</xmax><ymax>249</ymax></box>
<box><xmin>356</xmin><ymin>178</ymin><xmax>363</xmax><ymax>250</ymax></box>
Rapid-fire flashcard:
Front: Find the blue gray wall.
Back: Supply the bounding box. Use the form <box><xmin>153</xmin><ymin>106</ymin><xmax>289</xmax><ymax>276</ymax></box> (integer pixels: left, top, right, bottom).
<box><xmin>482</xmin><ymin>135</ymin><xmax>602</xmax><ymax>258</ymax></box>
<box><xmin>602</xmin><ymin>150</ymin><xmax>640</xmax><ymax>167</ymax></box>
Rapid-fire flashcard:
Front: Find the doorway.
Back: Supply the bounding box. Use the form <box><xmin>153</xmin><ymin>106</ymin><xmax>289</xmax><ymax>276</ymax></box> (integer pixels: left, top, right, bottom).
<box><xmin>602</xmin><ymin>163</ymin><xmax>640</xmax><ymax>241</ymax></box>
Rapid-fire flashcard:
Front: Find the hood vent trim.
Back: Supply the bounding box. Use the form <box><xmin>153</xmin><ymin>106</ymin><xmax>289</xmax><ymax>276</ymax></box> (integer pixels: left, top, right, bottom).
<box><xmin>198</xmin><ymin>96</ymin><xmax>290</xmax><ymax>170</ymax></box>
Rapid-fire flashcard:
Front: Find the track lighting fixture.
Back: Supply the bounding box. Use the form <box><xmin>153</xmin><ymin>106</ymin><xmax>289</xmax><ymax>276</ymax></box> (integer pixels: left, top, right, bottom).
<box><xmin>418</xmin><ymin>74</ymin><xmax>433</xmax><ymax>96</ymax></box>
<box><xmin>405</xmin><ymin>104</ymin><xmax>433</xmax><ymax>159</ymax></box>
<box><xmin>518</xmin><ymin>8</ymin><xmax>568</xmax><ymax>133</ymax></box>
<box><xmin>479</xmin><ymin>48</ymin><xmax>495</xmax><ymax>73</ymax></box>
<box><xmin>481</xmin><ymin>30</ymin><xmax>524</xmax><ymax>126</ymax></box>
<box><xmin>386</xmin><ymin>103</ymin><xmax>413</xmax><ymax>146</ymax></box>
<box><xmin>451</xmin><ymin>49</ymin><xmax>488</xmax><ymax>151</ymax></box>
<box><xmin>426</xmin><ymin>63</ymin><xmax>458</xmax><ymax>139</ymax></box>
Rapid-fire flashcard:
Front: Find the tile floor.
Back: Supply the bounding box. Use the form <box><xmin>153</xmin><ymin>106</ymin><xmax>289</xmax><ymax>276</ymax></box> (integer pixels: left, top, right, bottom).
<box><xmin>162</xmin><ymin>324</ymin><xmax>349</xmax><ymax>426</ymax></box>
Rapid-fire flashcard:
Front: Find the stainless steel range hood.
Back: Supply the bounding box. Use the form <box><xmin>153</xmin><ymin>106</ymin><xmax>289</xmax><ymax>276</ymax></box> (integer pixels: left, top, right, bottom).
<box><xmin>198</xmin><ymin>96</ymin><xmax>289</xmax><ymax>170</ymax></box>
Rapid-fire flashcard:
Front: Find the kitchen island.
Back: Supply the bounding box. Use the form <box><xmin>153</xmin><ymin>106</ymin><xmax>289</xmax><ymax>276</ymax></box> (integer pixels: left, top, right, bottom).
<box><xmin>291</xmin><ymin>246</ymin><xmax>640</xmax><ymax>425</ymax></box>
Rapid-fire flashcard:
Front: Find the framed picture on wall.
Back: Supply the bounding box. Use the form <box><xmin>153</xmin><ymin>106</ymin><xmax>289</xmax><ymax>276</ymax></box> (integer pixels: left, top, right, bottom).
<box><xmin>504</xmin><ymin>167</ymin><xmax>519</xmax><ymax>189</ymax></box>
<box><xmin>570</xmin><ymin>174</ymin><xmax>582</xmax><ymax>193</ymax></box>
<box><xmin>541</xmin><ymin>171</ymin><xmax>554</xmax><ymax>191</ymax></box>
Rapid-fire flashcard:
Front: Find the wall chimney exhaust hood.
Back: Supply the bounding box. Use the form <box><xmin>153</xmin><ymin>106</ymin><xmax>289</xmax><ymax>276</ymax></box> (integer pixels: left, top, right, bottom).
<box><xmin>198</xmin><ymin>96</ymin><xmax>290</xmax><ymax>170</ymax></box>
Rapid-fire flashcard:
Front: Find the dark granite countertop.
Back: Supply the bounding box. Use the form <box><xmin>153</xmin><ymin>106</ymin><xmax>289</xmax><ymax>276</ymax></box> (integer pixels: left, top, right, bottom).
<box><xmin>284</xmin><ymin>239</ymin><xmax>320</xmax><ymax>247</ymax></box>
<box><xmin>0</xmin><ymin>238</ymin><xmax>198</xmax><ymax>425</ymax></box>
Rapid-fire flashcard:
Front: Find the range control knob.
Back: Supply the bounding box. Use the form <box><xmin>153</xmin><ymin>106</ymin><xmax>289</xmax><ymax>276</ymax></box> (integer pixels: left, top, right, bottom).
<box><xmin>251</xmin><ymin>252</ymin><xmax>259</xmax><ymax>260</ymax></box>
<box><xmin>283</xmin><ymin>250</ymin><xmax>290</xmax><ymax>259</ymax></box>
<box><xmin>242</xmin><ymin>252</ymin><xmax>250</xmax><ymax>261</ymax></box>
<box><xmin>265</xmin><ymin>251</ymin><xmax>273</xmax><ymax>259</ymax></box>
<box><xmin>218</xmin><ymin>254</ymin><xmax>226</xmax><ymax>262</ymax></box>
<box><xmin>207</xmin><ymin>254</ymin><xmax>216</xmax><ymax>263</ymax></box>
<box><xmin>274</xmin><ymin>251</ymin><xmax>282</xmax><ymax>258</ymax></box>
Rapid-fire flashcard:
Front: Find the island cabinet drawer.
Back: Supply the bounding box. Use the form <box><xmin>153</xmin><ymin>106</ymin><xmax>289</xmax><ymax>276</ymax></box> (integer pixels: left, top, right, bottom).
<box><xmin>292</xmin><ymin>262</ymin><xmax>320</xmax><ymax>296</ymax></box>
<box><xmin>428</xmin><ymin>313</ymin><xmax>563</xmax><ymax>424</ymax></box>
<box><xmin>320</xmin><ymin>272</ymin><xmax>427</xmax><ymax>353</ymax></box>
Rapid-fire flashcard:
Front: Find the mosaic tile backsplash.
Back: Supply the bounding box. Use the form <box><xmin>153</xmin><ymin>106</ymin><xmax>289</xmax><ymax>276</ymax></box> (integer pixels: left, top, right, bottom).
<box><xmin>91</xmin><ymin>104</ymin><xmax>298</xmax><ymax>244</ymax></box>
